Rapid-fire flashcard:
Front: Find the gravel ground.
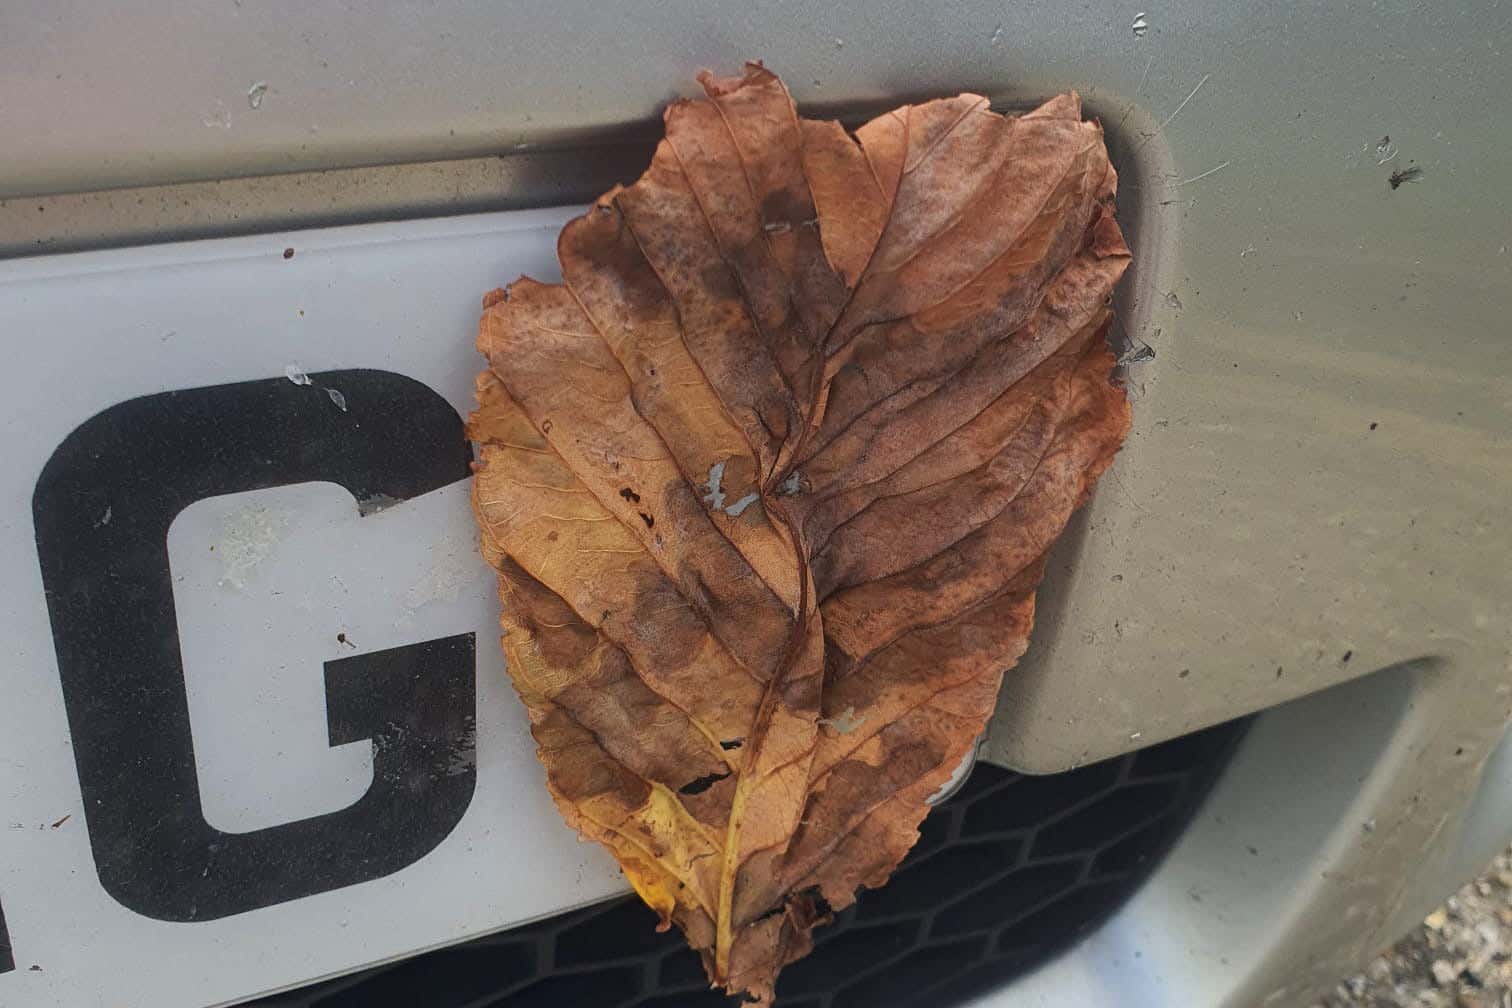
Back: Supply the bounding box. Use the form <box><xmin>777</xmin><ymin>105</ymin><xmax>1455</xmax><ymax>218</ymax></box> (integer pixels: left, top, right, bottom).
<box><xmin>1315</xmin><ymin>846</ymin><xmax>1512</xmax><ymax>1008</ymax></box>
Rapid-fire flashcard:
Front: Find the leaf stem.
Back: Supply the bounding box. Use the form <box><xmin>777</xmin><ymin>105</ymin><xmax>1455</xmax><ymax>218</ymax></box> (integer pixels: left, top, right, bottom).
<box><xmin>713</xmin><ymin>494</ymin><xmax>812</xmax><ymax>978</ymax></box>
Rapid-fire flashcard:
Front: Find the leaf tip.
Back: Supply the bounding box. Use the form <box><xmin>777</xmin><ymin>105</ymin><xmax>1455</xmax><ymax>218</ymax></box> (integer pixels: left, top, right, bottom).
<box><xmin>697</xmin><ymin>61</ymin><xmax>776</xmax><ymax>99</ymax></box>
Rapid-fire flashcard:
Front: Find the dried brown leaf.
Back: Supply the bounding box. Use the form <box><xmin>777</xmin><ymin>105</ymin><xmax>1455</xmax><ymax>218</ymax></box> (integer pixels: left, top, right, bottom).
<box><xmin>469</xmin><ymin>63</ymin><xmax>1132</xmax><ymax>1004</ymax></box>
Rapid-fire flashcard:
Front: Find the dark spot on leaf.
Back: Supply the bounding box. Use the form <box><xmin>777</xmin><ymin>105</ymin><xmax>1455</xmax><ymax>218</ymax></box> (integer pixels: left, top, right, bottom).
<box><xmin>1455</xmin><ymin>747</ymin><xmax>1464</xmax><ymax>756</ymax></box>
<box><xmin>282</xmin><ymin>247</ymin><xmax>295</xmax><ymax>259</ymax></box>
<box><xmin>1247</xmin><ymin>845</ymin><xmax>1258</xmax><ymax>856</ymax></box>
<box><xmin>619</xmin><ymin>487</ymin><xmax>641</xmax><ymax>503</ymax></box>
<box><xmin>639</xmin><ymin>511</ymin><xmax>654</xmax><ymax>528</ymax></box>
<box><xmin>1341</xmin><ymin>650</ymin><xmax>1353</xmax><ymax>664</ymax></box>
<box><xmin>1276</xmin><ymin>666</ymin><xmax>1284</xmax><ymax>678</ymax></box>
<box><xmin>720</xmin><ymin>738</ymin><xmax>744</xmax><ymax>750</ymax></box>
<box><xmin>546</xmin><ymin>530</ymin><xmax>559</xmax><ymax>542</ymax></box>
<box><xmin>678</xmin><ymin>770</ymin><xmax>732</xmax><ymax>795</ymax></box>
<box><xmin>540</xmin><ymin>419</ymin><xmax>553</xmax><ymax>433</ymax></box>
<box><xmin>1178</xmin><ymin>668</ymin><xmax>1190</xmax><ymax>678</ymax></box>
<box><xmin>760</xmin><ymin>189</ymin><xmax>809</xmax><ymax>227</ymax></box>
<box><xmin>1369</xmin><ymin>422</ymin><xmax>1378</xmax><ymax>431</ymax></box>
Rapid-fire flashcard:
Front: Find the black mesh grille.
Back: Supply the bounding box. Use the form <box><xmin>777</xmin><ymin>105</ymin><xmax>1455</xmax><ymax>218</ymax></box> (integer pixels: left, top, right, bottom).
<box><xmin>251</xmin><ymin>719</ymin><xmax>1246</xmax><ymax>1008</ymax></box>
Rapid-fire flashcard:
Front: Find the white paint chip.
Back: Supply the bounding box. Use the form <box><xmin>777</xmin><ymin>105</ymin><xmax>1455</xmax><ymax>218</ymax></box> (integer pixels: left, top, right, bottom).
<box><xmin>725</xmin><ymin>492</ymin><xmax>760</xmax><ymax>517</ymax></box>
<box><xmin>818</xmin><ymin>705</ymin><xmax>866</xmax><ymax>735</ymax></box>
<box><xmin>702</xmin><ymin>460</ymin><xmax>727</xmax><ymax>511</ymax></box>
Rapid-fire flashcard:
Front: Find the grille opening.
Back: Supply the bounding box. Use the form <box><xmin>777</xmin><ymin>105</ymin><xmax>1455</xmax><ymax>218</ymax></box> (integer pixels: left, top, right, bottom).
<box><xmin>259</xmin><ymin>717</ymin><xmax>1248</xmax><ymax>1008</ymax></box>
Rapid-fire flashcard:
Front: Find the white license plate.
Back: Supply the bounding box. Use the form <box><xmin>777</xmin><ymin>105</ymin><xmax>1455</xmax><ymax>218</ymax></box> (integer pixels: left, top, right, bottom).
<box><xmin>0</xmin><ymin>210</ymin><xmax>629</xmax><ymax>1008</ymax></box>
